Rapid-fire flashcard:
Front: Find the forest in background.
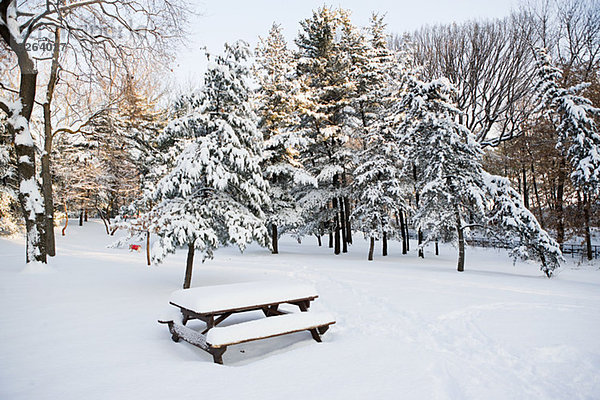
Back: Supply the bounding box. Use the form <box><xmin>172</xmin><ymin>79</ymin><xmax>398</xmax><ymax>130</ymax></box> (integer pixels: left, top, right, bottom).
<box><xmin>1</xmin><ymin>1</ymin><xmax>598</xmax><ymax>286</ymax></box>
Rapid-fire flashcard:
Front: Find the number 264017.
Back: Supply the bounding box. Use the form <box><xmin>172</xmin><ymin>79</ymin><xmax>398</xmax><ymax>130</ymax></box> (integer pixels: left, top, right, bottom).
<box><xmin>25</xmin><ymin>42</ymin><xmax>66</xmax><ymax>52</ymax></box>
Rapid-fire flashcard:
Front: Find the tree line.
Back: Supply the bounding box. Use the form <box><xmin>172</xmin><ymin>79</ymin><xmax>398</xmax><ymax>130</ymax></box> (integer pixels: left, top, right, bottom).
<box><xmin>122</xmin><ymin>5</ymin><xmax>594</xmax><ymax>287</ymax></box>
<box><xmin>402</xmin><ymin>0</ymin><xmax>600</xmax><ymax>258</ymax></box>
<box><xmin>1</xmin><ymin>1</ymin><xmax>598</xmax><ymax>289</ymax></box>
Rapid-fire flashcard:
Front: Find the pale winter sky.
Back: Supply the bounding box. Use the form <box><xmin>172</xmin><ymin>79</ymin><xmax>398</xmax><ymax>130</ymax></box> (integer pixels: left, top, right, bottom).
<box><xmin>172</xmin><ymin>0</ymin><xmax>517</xmax><ymax>87</ymax></box>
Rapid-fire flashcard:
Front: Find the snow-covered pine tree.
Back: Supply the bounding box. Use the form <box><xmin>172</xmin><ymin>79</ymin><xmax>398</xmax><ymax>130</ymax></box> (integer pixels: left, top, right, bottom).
<box><xmin>109</xmin><ymin>74</ymin><xmax>172</xmax><ymax>263</ymax></box>
<box><xmin>332</xmin><ymin>10</ymin><xmax>374</xmax><ymax>251</ymax></box>
<box><xmin>533</xmin><ymin>48</ymin><xmax>600</xmax><ymax>192</ymax></box>
<box><xmin>350</xmin><ymin>14</ymin><xmax>407</xmax><ymax>260</ymax></box>
<box><xmin>399</xmin><ymin>77</ymin><xmax>488</xmax><ymax>271</ymax></box>
<box><xmin>112</xmin><ymin>93</ymin><xmax>203</xmax><ymax>265</ymax></box>
<box><xmin>86</xmin><ymin>108</ymin><xmax>140</xmax><ymax>233</ymax></box>
<box><xmin>392</xmin><ymin>41</ymin><xmax>432</xmax><ymax>258</ymax></box>
<box><xmin>352</xmin><ymin>14</ymin><xmax>396</xmax><ymax>133</ymax></box>
<box><xmin>533</xmin><ymin>47</ymin><xmax>600</xmax><ymax>258</ymax></box>
<box><xmin>400</xmin><ymin>73</ymin><xmax>563</xmax><ymax>275</ymax></box>
<box><xmin>295</xmin><ymin>7</ymin><xmax>357</xmax><ymax>254</ymax></box>
<box><xmin>117</xmin><ymin>73</ymin><xmax>168</xmax><ymax>203</ymax></box>
<box><xmin>351</xmin><ymin>125</ymin><xmax>404</xmax><ymax>260</ymax></box>
<box><xmin>149</xmin><ymin>41</ymin><xmax>270</xmax><ymax>288</ymax></box>
<box><xmin>483</xmin><ymin>172</ymin><xmax>563</xmax><ymax>277</ymax></box>
<box><xmin>255</xmin><ymin>23</ymin><xmax>316</xmax><ymax>254</ymax></box>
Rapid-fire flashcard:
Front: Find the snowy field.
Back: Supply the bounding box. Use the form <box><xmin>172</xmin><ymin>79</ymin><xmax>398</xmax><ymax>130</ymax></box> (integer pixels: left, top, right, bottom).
<box><xmin>1</xmin><ymin>221</ymin><xmax>599</xmax><ymax>400</ymax></box>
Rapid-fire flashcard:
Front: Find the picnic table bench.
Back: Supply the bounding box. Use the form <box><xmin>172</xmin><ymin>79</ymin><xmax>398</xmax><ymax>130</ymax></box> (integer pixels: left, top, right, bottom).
<box><xmin>159</xmin><ymin>281</ymin><xmax>335</xmax><ymax>364</ymax></box>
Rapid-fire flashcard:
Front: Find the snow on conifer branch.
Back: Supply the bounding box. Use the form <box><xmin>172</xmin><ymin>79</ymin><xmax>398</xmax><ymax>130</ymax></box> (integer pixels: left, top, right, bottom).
<box><xmin>144</xmin><ymin>40</ymin><xmax>270</xmax><ymax>287</ymax></box>
<box><xmin>533</xmin><ymin>47</ymin><xmax>600</xmax><ymax>194</ymax></box>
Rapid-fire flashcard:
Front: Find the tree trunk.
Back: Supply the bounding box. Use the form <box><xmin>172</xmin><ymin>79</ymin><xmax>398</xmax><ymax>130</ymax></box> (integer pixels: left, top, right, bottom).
<box><xmin>79</xmin><ymin>210</ymin><xmax>83</xmax><ymax>226</ymax></box>
<box><xmin>332</xmin><ymin>198</ymin><xmax>341</xmax><ymax>255</ymax></box>
<box><xmin>40</xmin><ymin>28</ymin><xmax>61</xmax><ymax>258</ymax></box>
<box><xmin>344</xmin><ymin>196</ymin><xmax>352</xmax><ymax>245</ymax></box>
<box><xmin>455</xmin><ymin>205</ymin><xmax>465</xmax><ymax>272</ymax></box>
<box><xmin>435</xmin><ymin>240</ymin><xmax>439</xmax><ymax>256</ymax></box>
<box><xmin>271</xmin><ymin>224</ymin><xmax>278</xmax><ymax>254</ymax></box>
<box><xmin>97</xmin><ymin>208</ymin><xmax>110</xmax><ymax>235</ymax></box>
<box><xmin>62</xmin><ymin>202</ymin><xmax>68</xmax><ymax>236</ymax></box>
<box><xmin>41</xmin><ymin>103</ymin><xmax>56</xmax><ymax>256</ymax></box>
<box><xmin>339</xmin><ymin>197</ymin><xmax>347</xmax><ymax>253</ymax></box>
<box><xmin>316</xmin><ymin>235</ymin><xmax>322</xmax><ymax>247</ymax></box>
<box><xmin>399</xmin><ymin>211</ymin><xmax>407</xmax><ymax>255</ymax></box>
<box><xmin>368</xmin><ymin>237</ymin><xmax>374</xmax><ymax>261</ymax></box>
<box><xmin>146</xmin><ymin>231</ymin><xmax>151</xmax><ymax>266</ymax></box>
<box><xmin>328</xmin><ymin>228</ymin><xmax>333</xmax><ymax>248</ymax></box>
<box><xmin>2</xmin><ymin>29</ymin><xmax>47</xmax><ymax>263</ymax></box>
<box><xmin>413</xmin><ymin>164</ymin><xmax>421</xmax><ymax>257</ymax></box>
<box><xmin>404</xmin><ymin>212</ymin><xmax>410</xmax><ymax>252</ymax></box>
<box><xmin>382</xmin><ymin>231</ymin><xmax>388</xmax><ymax>256</ymax></box>
<box><xmin>556</xmin><ymin>158</ymin><xmax>566</xmax><ymax>248</ymax></box>
<box><xmin>84</xmin><ymin>208</ymin><xmax>88</xmax><ymax>222</ymax></box>
<box><xmin>521</xmin><ymin>166</ymin><xmax>529</xmax><ymax>209</ymax></box>
<box><xmin>583</xmin><ymin>192</ymin><xmax>593</xmax><ymax>261</ymax></box>
<box><xmin>183</xmin><ymin>241</ymin><xmax>195</xmax><ymax>289</ymax></box>
<box><xmin>531</xmin><ymin>163</ymin><xmax>545</xmax><ymax>229</ymax></box>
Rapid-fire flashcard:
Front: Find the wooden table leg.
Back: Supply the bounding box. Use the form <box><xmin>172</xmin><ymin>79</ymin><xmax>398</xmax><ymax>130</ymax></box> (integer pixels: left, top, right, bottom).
<box><xmin>262</xmin><ymin>305</ymin><xmax>281</xmax><ymax>317</ymax></box>
<box><xmin>297</xmin><ymin>300</ymin><xmax>310</xmax><ymax>312</ymax></box>
<box><xmin>201</xmin><ymin>312</ymin><xmax>232</xmax><ymax>334</ymax></box>
<box><xmin>317</xmin><ymin>325</ymin><xmax>329</xmax><ymax>335</ymax></box>
<box><xmin>309</xmin><ymin>328</ymin><xmax>322</xmax><ymax>342</ymax></box>
<box><xmin>205</xmin><ymin>315</ymin><xmax>215</xmax><ymax>330</ymax></box>
<box><xmin>209</xmin><ymin>347</ymin><xmax>227</xmax><ymax>364</ymax></box>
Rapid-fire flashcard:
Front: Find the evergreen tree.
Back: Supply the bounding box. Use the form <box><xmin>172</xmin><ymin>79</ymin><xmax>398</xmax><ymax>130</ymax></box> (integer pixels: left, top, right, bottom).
<box><xmin>295</xmin><ymin>7</ymin><xmax>356</xmax><ymax>254</ymax></box>
<box><xmin>91</xmin><ymin>109</ymin><xmax>140</xmax><ymax>223</ymax></box>
<box><xmin>117</xmin><ymin>73</ymin><xmax>169</xmax><ymax>203</ymax></box>
<box><xmin>400</xmin><ymin>75</ymin><xmax>562</xmax><ymax>275</ymax></box>
<box><xmin>534</xmin><ymin>47</ymin><xmax>600</xmax><ymax>194</ymax></box>
<box><xmin>350</xmin><ymin>14</ymin><xmax>408</xmax><ymax>260</ymax></box>
<box><xmin>399</xmin><ymin>77</ymin><xmax>488</xmax><ymax>271</ymax></box>
<box><xmin>255</xmin><ymin>23</ymin><xmax>316</xmax><ymax>254</ymax></box>
<box><xmin>534</xmin><ymin>47</ymin><xmax>600</xmax><ymax>259</ymax></box>
<box><xmin>352</xmin><ymin>14</ymin><xmax>396</xmax><ymax>134</ymax></box>
<box><xmin>392</xmin><ymin>41</ymin><xmax>431</xmax><ymax>258</ymax></box>
<box><xmin>484</xmin><ymin>172</ymin><xmax>563</xmax><ymax>277</ymax></box>
<box><xmin>110</xmin><ymin>74</ymin><xmax>172</xmax><ymax>262</ymax></box>
<box><xmin>351</xmin><ymin>124</ymin><xmax>404</xmax><ymax>260</ymax></box>
<box><xmin>148</xmin><ymin>41</ymin><xmax>270</xmax><ymax>288</ymax></box>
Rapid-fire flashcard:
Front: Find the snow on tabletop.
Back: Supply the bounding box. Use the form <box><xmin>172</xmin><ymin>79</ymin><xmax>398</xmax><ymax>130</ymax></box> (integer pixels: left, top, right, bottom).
<box><xmin>206</xmin><ymin>312</ymin><xmax>335</xmax><ymax>347</ymax></box>
<box><xmin>169</xmin><ymin>281</ymin><xmax>319</xmax><ymax>314</ymax></box>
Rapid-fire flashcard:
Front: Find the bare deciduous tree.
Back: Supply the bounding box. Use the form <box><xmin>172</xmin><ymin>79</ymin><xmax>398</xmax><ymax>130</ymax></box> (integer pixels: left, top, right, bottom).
<box><xmin>1</xmin><ymin>0</ymin><xmax>189</xmax><ymax>262</ymax></box>
<box><xmin>401</xmin><ymin>15</ymin><xmax>537</xmax><ymax>146</ymax></box>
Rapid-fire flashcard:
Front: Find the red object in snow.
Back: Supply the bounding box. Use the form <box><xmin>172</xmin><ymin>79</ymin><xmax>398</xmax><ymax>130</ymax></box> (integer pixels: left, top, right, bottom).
<box><xmin>129</xmin><ymin>244</ymin><xmax>141</xmax><ymax>252</ymax></box>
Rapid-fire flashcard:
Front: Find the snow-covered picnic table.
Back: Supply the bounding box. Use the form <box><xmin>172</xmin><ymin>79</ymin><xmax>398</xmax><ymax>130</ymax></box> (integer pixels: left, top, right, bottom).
<box><xmin>159</xmin><ymin>281</ymin><xmax>335</xmax><ymax>364</ymax></box>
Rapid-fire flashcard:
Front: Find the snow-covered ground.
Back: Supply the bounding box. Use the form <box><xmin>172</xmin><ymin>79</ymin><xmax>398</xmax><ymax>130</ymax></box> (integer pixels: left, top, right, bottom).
<box><xmin>1</xmin><ymin>220</ymin><xmax>599</xmax><ymax>400</ymax></box>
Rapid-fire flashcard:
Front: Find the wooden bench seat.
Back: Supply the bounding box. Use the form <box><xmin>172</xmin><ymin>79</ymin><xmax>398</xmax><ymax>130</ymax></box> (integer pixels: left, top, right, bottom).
<box><xmin>207</xmin><ymin>312</ymin><xmax>336</xmax><ymax>347</ymax></box>
<box><xmin>159</xmin><ymin>312</ymin><xmax>335</xmax><ymax>364</ymax></box>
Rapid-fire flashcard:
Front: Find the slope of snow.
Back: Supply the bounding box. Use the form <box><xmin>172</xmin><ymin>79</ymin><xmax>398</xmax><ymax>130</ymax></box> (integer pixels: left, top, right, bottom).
<box><xmin>1</xmin><ymin>220</ymin><xmax>599</xmax><ymax>400</ymax></box>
